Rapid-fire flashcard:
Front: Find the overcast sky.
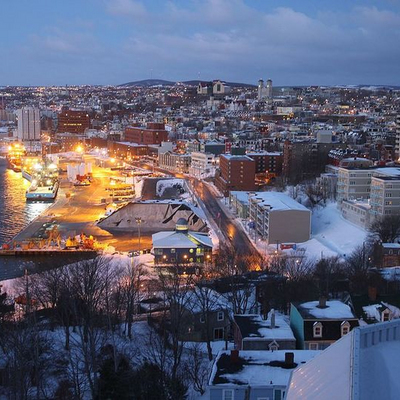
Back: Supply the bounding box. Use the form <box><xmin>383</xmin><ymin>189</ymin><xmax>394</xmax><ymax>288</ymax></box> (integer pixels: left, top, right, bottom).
<box><xmin>1</xmin><ymin>0</ymin><xmax>400</xmax><ymax>86</ymax></box>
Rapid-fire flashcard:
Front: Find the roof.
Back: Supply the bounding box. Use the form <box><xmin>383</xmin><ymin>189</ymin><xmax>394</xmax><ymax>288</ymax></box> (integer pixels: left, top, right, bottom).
<box><xmin>249</xmin><ymin>192</ymin><xmax>310</xmax><ymax>212</ymax></box>
<box><xmin>295</xmin><ymin>300</ymin><xmax>357</xmax><ymax>319</ymax></box>
<box><xmin>178</xmin><ymin>287</ymin><xmax>230</xmax><ymax>313</ymax></box>
<box><xmin>210</xmin><ymin>350</ymin><xmax>319</xmax><ymax>387</ymax></box>
<box><xmin>221</xmin><ymin>154</ymin><xmax>254</xmax><ymax>162</ymax></box>
<box><xmin>287</xmin><ymin>319</ymin><xmax>400</xmax><ymax>400</ymax></box>
<box><xmin>234</xmin><ymin>312</ymin><xmax>295</xmax><ymax>341</ymax></box>
<box><xmin>152</xmin><ymin>230</ymin><xmax>212</xmax><ymax>249</ymax></box>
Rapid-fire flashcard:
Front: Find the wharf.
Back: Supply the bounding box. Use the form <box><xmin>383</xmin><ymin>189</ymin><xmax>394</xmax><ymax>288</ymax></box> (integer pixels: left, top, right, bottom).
<box><xmin>0</xmin><ymin>249</ymin><xmax>98</xmax><ymax>257</ymax></box>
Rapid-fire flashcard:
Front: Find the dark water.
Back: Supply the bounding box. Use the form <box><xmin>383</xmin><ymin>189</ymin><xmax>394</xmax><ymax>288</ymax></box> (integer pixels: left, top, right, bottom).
<box><xmin>0</xmin><ymin>158</ymin><xmax>50</xmax><ymax>244</ymax></box>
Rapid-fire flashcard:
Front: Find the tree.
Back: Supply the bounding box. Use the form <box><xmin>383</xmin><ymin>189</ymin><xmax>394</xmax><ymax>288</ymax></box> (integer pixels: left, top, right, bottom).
<box><xmin>345</xmin><ymin>244</ymin><xmax>372</xmax><ymax>294</ymax></box>
<box><xmin>313</xmin><ymin>256</ymin><xmax>344</xmax><ymax>296</ymax></box>
<box><xmin>183</xmin><ymin>343</ymin><xmax>209</xmax><ymax>395</ymax></box>
<box><xmin>369</xmin><ymin>215</ymin><xmax>400</xmax><ymax>243</ymax></box>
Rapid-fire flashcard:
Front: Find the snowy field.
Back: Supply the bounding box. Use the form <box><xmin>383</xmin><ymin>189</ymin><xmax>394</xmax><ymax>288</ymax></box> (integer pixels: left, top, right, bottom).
<box><xmin>298</xmin><ymin>202</ymin><xmax>367</xmax><ymax>260</ymax></box>
<box><xmin>245</xmin><ymin>202</ymin><xmax>368</xmax><ymax>261</ymax></box>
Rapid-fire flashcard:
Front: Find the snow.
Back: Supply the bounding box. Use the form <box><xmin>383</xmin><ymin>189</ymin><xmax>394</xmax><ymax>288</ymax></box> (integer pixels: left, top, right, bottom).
<box><xmin>359</xmin><ymin>341</ymin><xmax>400</xmax><ymax>400</ymax></box>
<box><xmin>363</xmin><ymin>304</ymin><xmax>382</xmax><ymax>322</ymax></box>
<box><xmin>211</xmin><ymin>350</ymin><xmax>319</xmax><ymax>387</ymax></box>
<box><xmin>249</xmin><ymin>191</ymin><xmax>310</xmax><ymax>212</ymax></box>
<box><xmin>298</xmin><ymin>202</ymin><xmax>367</xmax><ymax>260</ymax></box>
<box><xmin>286</xmin><ymin>333</ymin><xmax>352</xmax><ymax>400</ymax></box>
<box><xmin>299</xmin><ymin>300</ymin><xmax>355</xmax><ymax>319</ymax></box>
<box><xmin>156</xmin><ymin>178</ymin><xmax>186</xmax><ymax>197</ymax></box>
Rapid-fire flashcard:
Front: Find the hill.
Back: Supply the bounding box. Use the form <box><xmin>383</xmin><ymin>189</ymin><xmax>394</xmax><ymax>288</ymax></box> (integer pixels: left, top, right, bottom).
<box><xmin>119</xmin><ymin>79</ymin><xmax>256</xmax><ymax>88</ymax></box>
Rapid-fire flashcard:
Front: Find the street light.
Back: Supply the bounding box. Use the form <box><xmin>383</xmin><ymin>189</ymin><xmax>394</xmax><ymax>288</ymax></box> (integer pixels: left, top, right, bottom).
<box><xmin>135</xmin><ymin>217</ymin><xmax>142</xmax><ymax>250</ymax></box>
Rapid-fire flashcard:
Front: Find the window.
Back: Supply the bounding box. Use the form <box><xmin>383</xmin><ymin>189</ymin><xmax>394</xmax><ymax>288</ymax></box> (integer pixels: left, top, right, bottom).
<box><xmin>214</xmin><ymin>328</ymin><xmax>224</xmax><ymax>340</ymax></box>
<box><xmin>309</xmin><ymin>343</ymin><xmax>319</xmax><ymax>350</ymax></box>
<box><xmin>341</xmin><ymin>321</ymin><xmax>350</xmax><ymax>336</ymax></box>
<box><xmin>313</xmin><ymin>322</ymin><xmax>323</xmax><ymax>338</ymax></box>
<box><xmin>171</xmin><ymin>248</ymin><xmax>176</xmax><ymax>253</ymax></box>
<box><xmin>200</xmin><ymin>315</ymin><xmax>205</xmax><ymax>323</ymax></box>
<box><xmin>274</xmin><ymin>389</ymin><xmax>285</xmax><ymax>400</ymax></box>
<box><xmin>223</xmin><ymin>389</ymin><xmax>234</xmax><ymax>400</ymax></box>
<box><xmin>382</xmin><ymin>310</ymin><xmax>390</xmax><ymax>322</ymax></box>
<box><xmin>217</xmin><ymin>311</ymin><xmax>224</xmax><ymax>321</ymax></box>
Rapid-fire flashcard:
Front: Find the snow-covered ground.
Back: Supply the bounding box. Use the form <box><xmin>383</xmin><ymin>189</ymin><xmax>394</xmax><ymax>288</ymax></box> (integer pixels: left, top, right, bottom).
<box><xmin>298</xmin><ymin>202</ymin><xmax>367</xmax><ymax>260</ymax></box>
<box><xmin>233</xmin><ymin>201</ymin><xmax>367</xmax><ymax>262</ymax></box>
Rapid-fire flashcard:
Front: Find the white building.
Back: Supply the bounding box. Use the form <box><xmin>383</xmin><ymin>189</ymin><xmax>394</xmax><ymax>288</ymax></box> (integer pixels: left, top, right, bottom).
<box><xmin>337</xmin><ymin>168</ymin><xmax>372</xmax><ymax>203</ymax></box>
<box><xmin>287</xmin><ymin>319</ymin><xmax>400</xmax><ymax>400</ymax></box>
<box><xmin>248</xmin><ymin>192</ymin><xmax>311</xmax><ymax>244</ymax></box>
<box><xmin>16</xmin><ymin>107</ymin><xmax>41</xmax><ymax>142</ymax></box>
<box><xmin>257</xmin><ymin>78</ymin><xmax>273</xmax><ymax>101</ymax></box>
<box><xmin>188</xmin><ymin>151</ymin><xmax>215</xmax><ymax>178</ymax></box>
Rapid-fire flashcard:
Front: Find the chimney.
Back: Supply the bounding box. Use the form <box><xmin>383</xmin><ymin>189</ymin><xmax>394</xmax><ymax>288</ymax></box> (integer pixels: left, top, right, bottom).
<box><xmin>285</xmin><ymin>352</ymin><xmax>294</xmax><ymax>367</ymax></box>
<box><xmin>270</xmin><ymin>309</ymin><xmax>276</xmax><ymax>329</ymax></box>
<box><xmin>318</xmin><ymin>296</ymin><xmax>327</xmax><ymax>309</ymax></box>
<box><xmin>368</xmin><ymin>286</ymin><xmax>377</xmax><ymax>302</ymax></box>
<box><xmin>230</xmin><ymin>349</ymin><xmax>239</xmax><ymax>363</ymax></box>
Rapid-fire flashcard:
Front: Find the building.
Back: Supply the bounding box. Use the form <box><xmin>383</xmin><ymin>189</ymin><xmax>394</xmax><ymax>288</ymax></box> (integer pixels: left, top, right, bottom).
<box><xmin>370</xmin><ymin>174</ymin><xmax>400</xmax><ymax>217</ymax></box>
<box><xmin>229</xmin><ymin>191</ymin><xmax>252</xmax><ymax>219</ymax></box>
<box><xmin>125</xmin><ymin>122</ymin><xmax>169</xmax><ymax>145</ymax></box>
<box><xmin>248</xmin><ymin>192</ymin><xmax>311</xmax><ymax>244</ymax></box>
<box><xmin>57</xmin><ymin>109</ymin><xmax>90</xmax><ymax>134</ymax></box>
<box><xmin>107</xmin><ymin>141</ymin><xmax>148</xmax><ymax>159</ymax></box>
<box><xmin>337</xmin><ymin>167</ymin><xmax>373</xmax><ymax>204</ymax></box>
<box><xmin>152</xmin><ymin>218</ymin><xmax>213</xmax><ymax>266</ymax></box>
<box><xmin>283</xmin><ymin>141</ymin><xmax>346</xmax><ymax>184</ymax></box>
<box><xmin>209</xmin><ymin>349</ymin><xmax>318</xmax><ymax>400</ymax></box>
<box><xmin>233</xmin><ymin>310</ymin><xmax>296</xmax><ymax>351</ymax></box>
<box><xmin>395</xmin><ymin>115</ymin><xmax>400</xmax><ymax>158</ymax></box>
<box><xmin>247</xmin><ymin>151</ymin><xmax>283</xmax><ymax>175</ymax></box>
<box><xmin>158</xmin><ymin>151</ymin><xmax>191</xmax><ymax>173</ymax></box>
<box><xmin>215</xmin><ymin>155</ymin><xmax>256</xmax><ymax>196</ymax></box>
<box><xmin>16</xmin><ymin>107</ymin><xmax>41</xmax><ymax>141</ymax></box>
<box><xmin>170</xmin><ymin>287</ymin><xmax>230</xmax><ymax>342</ymax></box>
<box><xmin>188</xmin><ymin>151</ymin><xmax>215</xmax><ymax>178</ymax></box>
<box><xmin>340</xmin><ymin>200</ymin><xmax>371</xmax><ymax>228</ymax></box>
<box><xmin>257</xmin><ymin>78</ymin><xmax>273</xmax><ymax>101</ymax></box>
<box><xmin>290</xmin><ymin>298</ymin><xmax>359</xmax><ymax>350</ymax></box>
<box><xmin>287</xmin><ymin>319</ymin><xmax>400</xmax><ymax>400</ymax></box>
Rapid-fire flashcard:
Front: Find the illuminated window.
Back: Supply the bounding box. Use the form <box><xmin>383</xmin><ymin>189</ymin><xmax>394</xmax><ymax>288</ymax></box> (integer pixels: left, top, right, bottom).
<box><xmin>341</xmin><ymin>321</ymin><xmax>350</xmax><ymax>336</ymax></box>
<box><xmin>313</xmin><ymin>322</ymin><xmax>323</xmax><ymax>338</ymax></box>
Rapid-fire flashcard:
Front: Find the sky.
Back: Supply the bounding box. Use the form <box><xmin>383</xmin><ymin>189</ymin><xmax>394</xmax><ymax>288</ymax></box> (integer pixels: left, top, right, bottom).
<box><xmin>1</xmin><ymin>0</ymin><xmax>400</xmax><ymax>86</ymax></box>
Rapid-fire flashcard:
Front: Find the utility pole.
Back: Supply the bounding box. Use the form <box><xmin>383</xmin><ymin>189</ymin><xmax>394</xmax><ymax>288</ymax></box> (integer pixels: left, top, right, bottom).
<box><xmin>135</xmin><ymin>217</ymin><xmax>142</xmax><ymax>250</ymax></box>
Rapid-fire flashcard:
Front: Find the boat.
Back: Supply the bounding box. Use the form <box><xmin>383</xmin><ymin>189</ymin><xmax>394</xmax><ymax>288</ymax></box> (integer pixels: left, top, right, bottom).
<box><xmin>26</xmin><ymin>181</ymin><xmax>59</xmax><ymax>201</ymax></box>
<box><xmin>6</xmin><ymin>142</ymin><xmax>25</xmax><ymax>172</ymax></box>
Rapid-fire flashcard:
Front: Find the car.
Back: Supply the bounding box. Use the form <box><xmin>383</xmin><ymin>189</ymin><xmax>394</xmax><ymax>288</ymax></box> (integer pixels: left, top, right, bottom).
<box><xmin>128</xmin><ymin>250</ymin><xmax>140</xmax><ymax>257</ymax></box>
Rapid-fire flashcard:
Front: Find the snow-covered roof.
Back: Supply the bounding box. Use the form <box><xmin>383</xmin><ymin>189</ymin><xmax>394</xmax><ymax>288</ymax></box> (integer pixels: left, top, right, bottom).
<box><xmin>152</xmin><ymin>231</ymin><xmax>198</xmax><ymax>248</ymax></box>
<box><xmin>374</xmin><ymin>167</ymin><xmax>400</xmax><ymax>177</ymax></box>
<box><xmin>298</xmin><ymin>300</ymin><xmax>356</xmax><ymax>319</ymax></box>
<box><xmin>210</xmin><ymin>350</ymin><xmax>319</xmax><ymax>387</ymax></box>
<box><xmin>382</xmin><ymin>243</ymin><xmax>400</xmax><ymax>249</ymax></box>
<box><xmin>235</xmin><ymin>311</ymin><xmax>295</xmax><ymax>341</ymax></box>
<box><xmin>249</xmin><ymin>192</ymin><xmax>310</xmax><ymax>212</ymax></box>
<box><xmin>179</xmin><ymin>287</ymin><xmax>230</xmax><ymax>313</ymax></box>
<box><xmin>287</xmin><ymin>319</ymin><xmax>400</xmax><ymax>400</ymax></box>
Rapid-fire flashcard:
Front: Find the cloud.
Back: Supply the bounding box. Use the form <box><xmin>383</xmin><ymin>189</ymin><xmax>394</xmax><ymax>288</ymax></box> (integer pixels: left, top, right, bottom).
<box><xmin>106</xmin><ymin>0</ymin><xmax>147</xmax><ymax>19</ymax></box>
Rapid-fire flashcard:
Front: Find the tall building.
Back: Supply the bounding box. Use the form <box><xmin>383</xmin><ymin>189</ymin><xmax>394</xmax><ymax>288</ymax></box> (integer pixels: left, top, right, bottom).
<box><xmin>257</xmin><ymin>78</ymin><xmax>273</xmax><ymax>101</ymax></box>
<box><xmin>125</xmin><ymin>122</ymin><xmax>169</xmax><ymax>145</ymax></box>
<box><xmin>215</xmin><ymin>154</ymin><xmax>256</xmax><ymax>196</ymax></box>
<box><xmin>395</xmin><ymin>115</ymin><xmax>400</xmax><ymax>159</ymax></box>
<box><xmin>57</xmin><ymin>109</ymin><xmax>90</xmax><ymax>134</ymax></box>
<box><xmin>16</xmin><ymin>107</ymin><xmax>41</xmax><ymax>141</ymax></box>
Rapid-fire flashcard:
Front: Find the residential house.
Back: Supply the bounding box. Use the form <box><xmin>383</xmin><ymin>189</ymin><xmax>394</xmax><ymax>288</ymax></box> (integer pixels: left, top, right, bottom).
<box><xmin>290</xmin><ymin>298</ymin><xmax>359</xmax><ymax>350</ymax></box>
<box><xmin>209</xmin><ymin>350</ymin><xmax>318</xmax><ymax>400</ymax></box>
<box><xmin>233</xmin><ymin>310</ymin><xmax>296</xmax><ymax>351</ymax></box>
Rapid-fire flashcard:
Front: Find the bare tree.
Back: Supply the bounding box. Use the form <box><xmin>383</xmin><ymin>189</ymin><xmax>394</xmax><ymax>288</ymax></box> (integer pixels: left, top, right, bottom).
<box><xmin>369</xmin><ymin>215</ymin><xmax>400</xmax><ymax>243</ymax></box>
<box><xmin>183</xmin><ymin>343</ymin><xmax>210</xmax><ymax>395</ymax></box>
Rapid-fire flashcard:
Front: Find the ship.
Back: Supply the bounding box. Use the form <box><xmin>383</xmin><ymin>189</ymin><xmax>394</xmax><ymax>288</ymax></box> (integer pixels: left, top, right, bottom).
<box><xmin>26</xmin><ymin>180</ymin><xmax>59</xmax><ymax>201</ymax></box>
<box><xmin>6</xmin><ymin>142</ymin><xmax>25</xmax><ymax>172</ymax></box>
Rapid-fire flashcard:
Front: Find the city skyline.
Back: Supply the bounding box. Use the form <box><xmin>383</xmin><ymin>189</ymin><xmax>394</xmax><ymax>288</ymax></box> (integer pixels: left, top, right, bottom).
<box><xmin>1</xmin><ymin>0</ymin><xmax>400</xmax><ymax>86</ymax></box>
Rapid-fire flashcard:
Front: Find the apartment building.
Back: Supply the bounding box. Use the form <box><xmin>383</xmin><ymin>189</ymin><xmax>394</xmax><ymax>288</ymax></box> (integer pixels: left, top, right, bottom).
<box><xmin>248</xmin><ymin>192</ymin><xmax>311</xmax><ymax>244</ymax></box>
<box><xmin>247</xmin><ymin>151</ymin><xmax>283</xmax><ymax>175</ymax></box>
<box><xmin>125</xmin><ymin>122</ymin><xmax>169</xmax><ymax>145</ymax></box>
<box><xmin>57</xmin><ymin>109</ymin><xmax>90</xmax><ymax>134</ymax></box>
<box><xmin>159</xmin><ymin>151</ymin><xmax>191</xmax><ymax>173</ymax></box>
<box><xmin>337</xmin><ymin>168</ymin><xmax>373</xmax><ymax>203</ymax></box>
<box><xmin>370</xmin><ymin>175</ymin><xmax>400</xmax><ymax>217</ymax></box>
<box><xmin>215</xmin><ymin>155</ymin><xmax>256</xmax><ymax>196</ymax></box>
<box><xmin>188</xmin><ymin>151</ymin><xmax>215</xmax><ymax>178</ymax></box>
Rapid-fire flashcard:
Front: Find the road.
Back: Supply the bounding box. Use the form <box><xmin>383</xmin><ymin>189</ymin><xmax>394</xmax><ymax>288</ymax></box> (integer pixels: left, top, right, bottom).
<box><xmin>133</xmin><ymin>161</ymin><xmax>259</xmax><ymax>257</ymax></box>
